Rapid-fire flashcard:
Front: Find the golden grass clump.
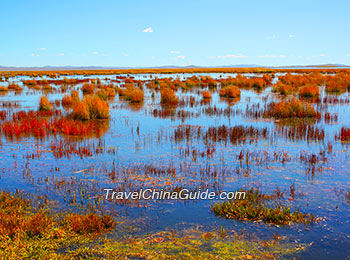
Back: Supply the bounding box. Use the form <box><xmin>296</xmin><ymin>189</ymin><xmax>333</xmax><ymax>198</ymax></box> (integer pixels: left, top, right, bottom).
<box><xmin>61</xmin><ymin>95</ymin><xmax>73</xmax><ymax>106</ymax></box>
<box><xmin>160</xmin><ymin>88</ymin><xmax>179</xmax><ymax>105</ymax></box>
<box><xmin>39</xmin><ymin>96</ymin><xmax>53</xmax><ymax>111</ymax></box>
<box><xmin>270</xmin><ymin>98</ymin><xmax>317</xmax><ymax>118</ymax></box>
<box><xmin>107</xmin><ymin>87</ymin><xmax>116</xmax><ymax>97</ymax></box>
<box><xmin>71</xmin><ymin>90</ymin><xmax>80</xmax><ymax>102</ymax></box>
<box><xmin>72</xmin><ymin>95</ymin><xmax>109</xmax><ymax>120</ymax></box>
<box><xmin>219</xmin><ymin>85</ymin><xmax>241</xmax><ymax>98</ymax></box>
<box><xmin>0</xmin><ymin>86</ymin><xmax>9</xmax><ymax>92</ymax></box>
<box><xmin>299</xmin><ymin>84</ymin><xmax>320</xmax><ymax>98</ymax></box>
<box><xmin>272</xmin><ymin>82</ymin><xmax>295</xmax><ymax>95</ymax></box>
<box><xmin>81</xmin><ymin>83</ymin><xmax>95</xmax><ymax>94</ymax></box>
<box><xmin>71</xmin><ymin>101</ymin><xmax>91</xmax><ymax>120</ymax></box>
<box><xmin>122</xmin><ymin>87</ymin><xmax>144</xmax><ymax>102</ymax></box>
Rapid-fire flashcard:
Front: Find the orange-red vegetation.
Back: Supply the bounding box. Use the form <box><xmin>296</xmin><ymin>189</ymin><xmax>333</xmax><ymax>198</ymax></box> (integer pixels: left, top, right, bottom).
<box><xmin>268</xmin><ymin>99</ymin><xmax>317</xmax><ymax>118</ymax></box>
<box><xmin>184</xmin><ymin>76</ymin><xmax>200</xmax><ymax>88</ymax></box>
<box><xmin>202</xmin><ymin>91</ymin><xmax>212</xmax><ymax>99</ymax></box>
<box><xmin>220</xmin><ymin>74</ymin><xmax>270</xmax><ymax>90</ymax></box>
<box><xmin>278</xmin><ymin>72</ymin><xmax>324</xmax><ymax>88</ymax></box>
<box><xmin>336</xmin><ymin>127</ymin><xmax>350</xmax><ymax>142</ymax></box>
<box><xmin>325</xmin><ymin>73</ymin><xmax>350</xmax><ymax>93</ymax></box>
<box><xmin>200</xmin><ymin>76</ymin><xmax>217</xmax><ymax>88</ymax></box>
<box><xmin>72</xmin><ymin>101</ymin><xmax>90</xmax><ymax>120</ymax></box>
<box><xmin>106</xmin><ymin>87</ymin><xmax>116</xmax><ymax>97</ymax></box>
<box><xmin>272</xmin><ymin>82</ymin><xmax>295</xmax><ymax>95</ymax></box>
<box><xmin>120</xmin><ymin>86</ymin><xmax>144</xmax><ymax>102</ymax></box>
<box><xmin>71</xmin><ymin>90</ymin><xmax>80</xmax><ymax>102</ymax></box>
<box><xmin>64</xmin><ymin>213</ymin><xmax>114</xmax><ymax>234</ymax></box>
<box><xmin>81</xmin><ymin>83</ymin><xmax>95</xmax><ymax>94</ymax></box>
<box><xmin>0</xmin><ymin>192</ymin><xmax>52</xmax><ymax>238</ymax></box>
<box><xmin>85</xmin><ymin>95</ymin><xmax>109</xmax><ymax>119</ymax></box>
<box><xmin>0</xmin><ymin>109</ymin><xmax>109</xmax><ymax>138</ymax></box>
<box><xmin>72</xmin><ymin>95</ymin><xmax>109</xmax><ymax>120</ymax></box>
<box><xmin>160</xmin><ymin>88</ymin><xmax>179</xmax><ymax>105</ymax></box>
<box><xmin>299</xmin><ymin>84</ymin><xmax>320</xmax><ymax>98</ymax></box>
<box><xmin>23</xmin><ymin>78</ymin><xmax>90</xmax><ymax>86</ymax></box>
<box><xmin>7</xmin><ymin>83</ymin><xmax>22</xmax><ymax>91</ymax></box>
<box><xmin>219</xmin><ymin>85</ymin><xmax>241</xmax><ymax>98</ymax></box>
<box><xmin>0</xmin><ymin>86</ymin><xmax>9</xmax><ymax>92</ymax></box>
<box><xmin>39</xmin><ymin>96</ymin><xmax>53</xmax><ymax>111</ymax></box>
<box><xmin>62</xmin><ymin>95</ymin><xmax>73</xmax><ymax>106</ymax></box>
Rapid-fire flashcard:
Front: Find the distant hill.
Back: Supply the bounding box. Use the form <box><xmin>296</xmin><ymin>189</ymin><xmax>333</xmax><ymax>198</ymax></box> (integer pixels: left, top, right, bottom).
<box><xmin>0</xmin><ymin>64</ymin><xmax>349</xmax><ymax>71</ymax></box>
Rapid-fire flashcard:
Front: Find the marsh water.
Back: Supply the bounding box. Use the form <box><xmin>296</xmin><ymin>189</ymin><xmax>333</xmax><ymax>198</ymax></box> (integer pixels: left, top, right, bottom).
<box><xmin>1</xmin><ymin>73</ymin><xmax>350</xmax><ymax>259</ymax></box>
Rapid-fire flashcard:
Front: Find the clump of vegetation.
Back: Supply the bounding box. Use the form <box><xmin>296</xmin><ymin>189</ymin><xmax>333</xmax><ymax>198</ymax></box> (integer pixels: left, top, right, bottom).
<box><xmin>219</xmin><ymin>85</ymin><xmax>241</xmax><ymax>98</ymax></box>
<box><xmin>212</xmin><ymin>188</ymin><xmax>316</xmax><ymax>225</ymax></box>
<box><xmin>272</xmin><ymin>82</ymin><xmax>295</xmax><ymax>95</ymax></box>
<box><xmin>0</xmin><ymin>86</ymin><xmax>9</xmax><ymax>92</ymax></box>
<box><xmin>336</xmin><ymin>127</ymin><xmax>350</xmax><ymax>142</ymax></box>
<box><xmin>299</xmin><ymin>84</ymin><xmax>320</xmax><ymax>98</ymax></box>
<box><xmin>106</xmin><ymin>88</ymin><xmax>116</xmax><ymax>97</ymax></box>
<box><xmin>120</xmin><ymin>86</ymin><xmax>144</xmax><ymax>102</ymax></box>
<box><xmin>160</xmin><ymin>88</ymin><xmax>179</xmax><ymax>105</ymax></box>
<box><xmin>72</xmin><ymin>100</ymin><xmax>90</xmax><ymax>120</ymax></box>
<box><xmin>71</xmin><ymin>90</ymin><xmax>80</xmax><ymax>102</ymax></box>
<box><xmin>267</xmin><ymin>99</ymin><xmax>317</xmax><ymax>118</ymax></box>
<box><xmin>62</xmin><ymin>94</ymin><xmax>73</xmax><ymax>106</ymax></box>
<box><xmin>39</xmin><ymin>96</ymin><xmax>53</xmax><ymax>111</ymax></box>
<box><xmin>81</xmin><ymin>83</ymin><xmax>95</xmax><ymax>94</ymax></box>
<box><xmin>0</xmin><ymin>191</ymin><xmax>115</xmax><ymax>259</ymax></box>
<box><xmin>72</xmin><ymin>95</ymin><xmax>109</xmax><ymax>120</ymax></box>
<box><xmin>7</xmin><ymin>83</ymin><xmax>22</xmax><ymax>91</ymax></box>
<box><xmin>64</xmin><ymin>213</ymin><xmax>114</xmax><ymax>234</ymax></box>
<box><xmin>202</xmin><ymin>91</ymin><xmax>212</xmax><ymax>99</ymax></box>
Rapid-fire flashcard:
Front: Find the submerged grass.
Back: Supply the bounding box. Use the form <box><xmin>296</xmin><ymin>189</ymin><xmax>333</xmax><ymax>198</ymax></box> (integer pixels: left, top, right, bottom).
<box><xmin>212</xmin><ymin>188</ymin><xmax>316</xmax><ymax>225</ymax></box>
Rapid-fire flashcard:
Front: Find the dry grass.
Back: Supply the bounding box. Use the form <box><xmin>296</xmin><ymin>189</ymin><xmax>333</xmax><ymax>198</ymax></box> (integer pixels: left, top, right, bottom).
<box><xmin>39</xmin><ymin>96</ymin><xmax>53</xmax><ymax>111</ymax></box>
<box><xmin>299</xmin><ymin>84</ymin><xmax>320</xmax><ymax>97</ymax></box>
<box><xmin>72</xmin><ymin>95</ymin><xmax>109</xmax><ymax>120</ymax></box>
<box><xmin>219</xmin><ymin>85</ymin><xmax>241</xmax><ymax>98</ymax></box>
<box><xmin>160</xmin><ymin>88</ymin><xmax>179</xmax><ymax>105</ymax></box>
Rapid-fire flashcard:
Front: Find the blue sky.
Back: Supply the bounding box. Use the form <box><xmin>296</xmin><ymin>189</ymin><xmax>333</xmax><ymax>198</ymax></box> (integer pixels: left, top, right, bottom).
<box><xmin>1</xmin><ymin>0</ymin><xmax>349</xmax><ymax>67</ymax></box>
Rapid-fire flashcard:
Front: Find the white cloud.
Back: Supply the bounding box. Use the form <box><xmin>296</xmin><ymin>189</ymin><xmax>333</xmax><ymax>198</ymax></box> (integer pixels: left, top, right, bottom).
<box><xmin>142</xmin><ymin>27</ymin><xmax>153</xmax><ymax>33</ymax></box>
<box><xmin>123</xmin><ymin>53</ymin><xmax>129</xmax><ymax>57</ymax></box>
<box><xmin>170</xmin><ymin>50</ymin><xmax>181</xmax><ymax>54</ymax></box>
<box><xmin>92</xmin><ymin>51</ymin><xmax>99</xmax><ymax>55</ymax></box>
<box><xmin>170</xmin><ymin>55</ymin><xmax>185</xmax><ymax>60</ymax></box>
<box><xmin>347</xmin><ymin>54</ymin><xmax>350</xmax><ymax>57</ymax></box>
<box><xmin>31</xmin><ymin>53</ymin><xmax>40</xmax><ymax>57</ymax></box>
<box><xmin>319</xmin><ymin>54</ymin><xmax>326</xmax><ymax>57</ymax></box>
<box><xmin>216</xmin><ymin>54</ymin><xmax>247</xmax><ymax>59</ymax></box>
<box><xmin>56</xmin><ymin>53</ymin><xmax>64</xmax><ymax>56</ymax></box>
<box><xmin>39</xmin><ymin>48</ymin><xmax>46</xmax><ymax>51</ymax></box>
<box><xmin>289</xmin><ymin>34</ymin><xmax>296</xmax><ymax>38</ymax></box>
<box><xmin>257</xmin><ymin>54</ymin><xmax>286</xmax><ymax>58</ymax></box>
